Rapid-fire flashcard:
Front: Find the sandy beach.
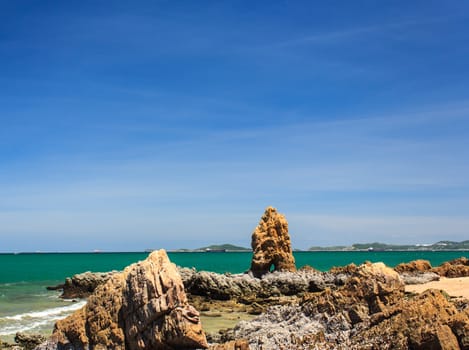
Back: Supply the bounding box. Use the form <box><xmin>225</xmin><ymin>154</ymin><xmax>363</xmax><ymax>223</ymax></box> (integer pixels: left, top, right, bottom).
<box><xmin>406</xmin><ymin>276</ymin><xmax>469</xmax><ymax>299</ymax></box>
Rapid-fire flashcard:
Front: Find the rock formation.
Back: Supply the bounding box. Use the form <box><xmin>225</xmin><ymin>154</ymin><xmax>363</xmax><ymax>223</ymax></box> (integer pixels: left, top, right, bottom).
<box><xmin>433</xmin><ymin>257</ymin><xmax>469</xmax><ymax>278</ymax></box>
<box><xmin>182</xmin><ymin>268</ymin><xmax>339</xmax><ymax>301</ymax></box>
<box><xmin>394</xmin><ymin>259</ymin><xmax>432</xmax><ymax>273</ymax></box>
<box><xmin>49</xmin><ymin>250</ymin><xmax>207</xmax><ymax>350</ymax></box>
<box><xmin>249</xmin><ymin>207</ymin><xmax>296</xmax><ymax>277</ymax></box>
<box><xmin>393</xmin><ymin>257</ymin><xmax>469</xmax><ymax>283</ymax></box>
<box><xmin>208</xmin><ymin>340</ymin><xmax>250</xmax><ymax>350</ymax></box>
<box><xmin>231</xmin><ymin>262</ymin><xmax>469</xmax><ymax>349</ymax></box>
<box><xmin>394</xmin><ymin>259</ymin><xmax>440</xmax><ymax>284</ymax></box>
<box><xmin>14</xmin><ymin>333</ymin><xmax>46</xmax><ymax>350</ymax></box>
<box><xmin>47</xmin><ymin>271</ymin><xmax>117</xmax><ymax>299</ymax></box>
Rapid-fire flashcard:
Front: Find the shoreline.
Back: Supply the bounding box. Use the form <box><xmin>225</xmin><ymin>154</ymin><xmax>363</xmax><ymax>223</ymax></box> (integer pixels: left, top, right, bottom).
<box><xmin>406</xmin><ymin>276</ymin><xmax>469</xmax><ymax>299</ymax></box>
<box><xmin>2</xmin><ymin>254</ymin><xmax>469</xmax><ymax>349</ymax></box>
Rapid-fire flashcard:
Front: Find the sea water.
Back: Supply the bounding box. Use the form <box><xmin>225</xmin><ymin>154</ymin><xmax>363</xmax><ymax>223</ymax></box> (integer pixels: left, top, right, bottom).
<box><xmin>0</xmin><ymin>251</ymin><xmax>467</xmax><ymax>342</ymax></box>
<box><xmin>0</xmin><ymin>281</ymin><xmax>86</xmax><ymax>342</ymax></box>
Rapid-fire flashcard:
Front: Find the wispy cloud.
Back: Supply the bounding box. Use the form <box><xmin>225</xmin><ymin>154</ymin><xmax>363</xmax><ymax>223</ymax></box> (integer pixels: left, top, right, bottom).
<box><xmin>289</xmin><ymin>214</ymin><xmax>469</xmax><ymax>247</ymax></box>
<box><xmin>265</xmin><ymin>15</ymin><xmax>461</xmax><ymax>49</ymax></box>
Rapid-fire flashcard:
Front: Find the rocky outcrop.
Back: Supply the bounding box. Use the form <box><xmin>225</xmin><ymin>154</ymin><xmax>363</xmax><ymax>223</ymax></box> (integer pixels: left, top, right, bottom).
<box><xmin>353</xmin><ymin>289</ymin><xmax>469</xmax><ymax>349</ymax></box>
<box><xmin>182</xmin><ymin>268</ymin><xmax>340</xmax><ymax>301</ymax></box>
<box><xmin>399</xmin><ymin>271</ymin><xmax>440</xmax><ymax>285</ymax></box>
<box><xmin>208</xmin><ymin>340</ymin><xmax>250</xmax><ymax>350</ymax></box>
<box><xmin>433</xmin><ymin>257</ymin><xmax>469</xmax><ymax>278</ymax></box>
<box><xmin>48</xmin><ymin>250</ymin><xmax>207</xmax><ymax>350</ymax></box>
<box><xmin>394</xmin><ymin>259</ymin><xmax>440</xmax><ymax>285</ymax></box>
<box><xmin>0</xmin><ymin>333</ymin><xmax>47</xmax><ymax>350</ymax></box>
<box><xmin>249</xmin><ymin>207</ymin><xmax>296</xmax><ymax>277</ymax></box>
<box><xmin>47</xmin><ymin>271</ymin><xmax>116</xmax><ymax>299</ymax></box>
<box><xmin>231</xmin><ymin>262</ymin><xmax>469</xmax><ymax>349</ymax></box>
<box><xmin>394</xmin><ymin>257</ymin><xmax>469</xmax><ymax>279</ymax></box>
<box><xmin>394</xmin><ymin>259</ymin><xmax>432</xmax><ymax>273</ymax></box>
<box><xmin>14</xmin><ymin>333</ymin><xmax>46</xmax><ymax>350</ymax></box>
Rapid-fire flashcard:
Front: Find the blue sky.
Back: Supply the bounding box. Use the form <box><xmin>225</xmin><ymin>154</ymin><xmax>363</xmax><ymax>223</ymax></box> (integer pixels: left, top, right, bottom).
<box><xmin>1</xmin><ymin>1</ymin><xmax>469</xmax><ymax>251</ymax></box>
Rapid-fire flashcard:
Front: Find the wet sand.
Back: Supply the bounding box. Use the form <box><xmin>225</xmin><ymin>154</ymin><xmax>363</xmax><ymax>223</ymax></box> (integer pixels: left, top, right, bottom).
<box><xmin>405</xmin><ymin>276</ymin><xmax>469</xmax><ymax>299</ymax></box>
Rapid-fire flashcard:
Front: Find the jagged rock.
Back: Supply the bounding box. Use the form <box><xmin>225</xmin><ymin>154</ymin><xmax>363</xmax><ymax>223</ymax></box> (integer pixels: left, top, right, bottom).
<box><xmin>32</xmin><ymin>340</ymin><xmax>59</xmax><ymax>350</ymax></box>
<box><xmin>208</xmin><ymin>340</ymin><xmax>250</xmax><ymax>350</ymax></box>
<box><xmin>249</xmin><ymin>207</ymin><xmax>296</xmax><ymax>278</ymax></box>
<box><xmin>394</xmin><ymin>259</ymin><xmax>432</xmax><ymax>273</ymax></box>
<box><xmin>394</xmin><ymin>259</ymin><xmax>440</xmax><ymax>285</ymax></box>
<box><xmin>232</xmin><ymin>262</ymin><xmax>469</xmax><ymax>349</ymax></box>
<box><xmin>183</xmin><ymin>269</ymin><xmax>337</xmax><ymax>301</ymax></box>
<box><xmin>399</xmin><ymin>271</ymin><xmax>440</xmax><ymax>284</ymax></box>
<box><xmin>433</xmin><ymin>257</ymin><xmax>469</xmax><ymax>278</ymax></box>
<box><xmin>49</xmin><ymin>268</ymin><xmax>194</xmax><ymax>300</ymax></box>
<box><xmin>354</xmin><ymin>289</ymin><xmax>469</xmax><ymax>349</ymax></box>
<box><xmin>49</xmin><ymin>250</ymin><xmax>207</xmax><ymax>350</ymax></box>
<box><xmin>14</xmin><ymin>333</ymin><xmax>46</xmax><ymax>350</ymax></box>
<box><xmin>47</xmin><ymin>271</ymin><xmax>117</xmax><ymax>299</ymax></box>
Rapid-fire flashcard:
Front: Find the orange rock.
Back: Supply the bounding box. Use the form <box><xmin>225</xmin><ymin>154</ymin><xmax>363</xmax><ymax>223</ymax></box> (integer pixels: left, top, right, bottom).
<box><xmin>53</xmin><ymin>250</ymin><xmax>207</xmax><ymax>350</ymax></box>
<box><xmin>433</xmin><ymin>257</ymin><xmax>469</xmax><ymax>278</ymax></box>
<box><xmin>249</xmin><ymin>207</ymin><xmax>296</xmax><ymax>277</ymax></box>
<box><xmin>394</xmin><ymin>259</ymin><xmax>432</xmax><ymax>273</ymax></box>
<box><xmin>209</xmin><ymin>339</ymin><xmax>250</xmax><ymax>350</ymax></box>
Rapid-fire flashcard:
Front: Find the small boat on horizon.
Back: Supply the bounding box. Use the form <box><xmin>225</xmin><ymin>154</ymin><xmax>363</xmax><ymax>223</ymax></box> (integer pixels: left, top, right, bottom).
<box><xmin>204</xmin><ymin>248</ymin><xmax>227</xmax><ymax>253</ymax></box>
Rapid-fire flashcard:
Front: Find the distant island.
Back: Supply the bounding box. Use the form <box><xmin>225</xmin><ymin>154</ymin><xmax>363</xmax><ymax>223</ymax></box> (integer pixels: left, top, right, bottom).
<box><xmin>308</xmin><ymin>240</ymin><xmax>469</xmax><ymax>251</ymax></box>
<box><xmin>169</xmin><ymin>243</ymin><xmax>252</xmax><ymax>252</ymax></box>
<box><xmin>166</xmin><ymin>240</ymin><xmax>469</xmax><ymax>253</ymax></box>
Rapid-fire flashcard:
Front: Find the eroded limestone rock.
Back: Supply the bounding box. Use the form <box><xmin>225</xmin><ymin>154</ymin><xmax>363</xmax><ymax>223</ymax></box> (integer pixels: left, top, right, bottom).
<box><xmin>394</xmin><ymin>259</ymin><xmax>432</xmax><ymax>273</ymax></box>
<box><xmin>183</xmin><ymin>269</ymin><xmax>337</xmax><ymax>301</ymax></box>
<box><xmin>233</xmin><ymin>262</ymin><xmax>469</xmax><ymax>349</ymax></box>
<box><xmin>51</xmin><ymin>250</ymin><xmax>207</xmax><ymax>350</ymax></box>
<box><xmin>47</xmin><ymin>271</ymin><xmax>116</xmax><ymax>299</ymax></box>
<box><xmin>433</xmin><ymin>257</ymin><xmax>469</xmax><ymax>278</ymax></box>
<box><xmin>14</xmin><ymin>333</ymin><xmax>46</xmax><ymax>350</ymax></box>
<box><xmin>249</xmin><ymin>207</ymin><xmax>296</xmax><ymax>278</ymax></box>
<box><xmin>393</xmin><ymin>259</ymin><xmax>440</xmax><ymax>285</ymax></box>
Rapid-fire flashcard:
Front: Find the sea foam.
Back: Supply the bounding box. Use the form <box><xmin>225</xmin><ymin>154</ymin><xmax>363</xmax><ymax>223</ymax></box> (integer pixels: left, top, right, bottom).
<box><xmin>0</xmin><ymin>300</ymin><xmax>86</xmax><ymax>336</ymax></box>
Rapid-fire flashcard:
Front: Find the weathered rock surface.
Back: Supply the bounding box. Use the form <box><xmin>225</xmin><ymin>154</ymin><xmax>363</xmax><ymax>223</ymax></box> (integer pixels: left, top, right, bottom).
<box><xmin>45</xmin><ymin>250</ymin><xmax>207</xmax><ymax>350</ymax></box>
<box><xmin>230</xmin><ymin>262</ymin><xmax>469</xmax><ymax>349</ymax></box>
<box><xmin>433</xmin><ymin>257</ymin><xmax>469</xmax><ymax>278</ymax></box>
<box><xmin>394</xmin><ymin>259</ymin><xmax>432</xmax><ymax>273</ymax></box>
<box><xmin>182</xmin><ymin>268</ymin><xmax>339</xmax><ymax>301</ymax></box>
<box><xmin>208</xmin><ymin>340</ymin><xmax>250</xmax><ymax>350</ymax></box>
<box><xmin>394</xmin><ymin>259</ymin><xmax>440</xmax><ymax>284</ymax></box>
<box><xmin>394</xmin><ymin>257</ymin><xmax>469</xmax><ymax>279</ymax></box>
<box><xmin>47</xmin><ymin>271</ymin><xmax>117</xmax><ymax>299</ymax></box>
<box><xmin>0</xmin><ymin>333</ymin><xmax>46</xmax><ymax>350</ymax></box>
<box><xmin>249</xmin><ymin>207</ymin><xmax>296</xmax><ymax>277</ymax></box>
<box><xmin>399</xmin><ymin>271</ymin><xmax>440</xmax><ymax>284</ymax></box>
<box><xmin>14</xmin><ymin>333</ymin><xmax>46</xmax><ymax>350</ymax></box>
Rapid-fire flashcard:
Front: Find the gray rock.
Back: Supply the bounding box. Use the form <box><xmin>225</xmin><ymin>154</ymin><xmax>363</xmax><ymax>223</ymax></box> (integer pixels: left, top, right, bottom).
<box><xmin>32</xmin><ymin>340</ymin><xmax>59</xmax><ymax>350</ymax></box>
<box><xmin>183</xmin><ymin>269</ymin><xmax>338</xmax><ymax>301</ymax></box>
<box><xmin>47</xmin><ymin>271</ymin><xmax>117</xmax><ymax>299</ymax></box>
<box><xmin>14</xmin><ymin>333</ymin><xmax>46</xmax><ymax>350</ymax></box>
<box><xmin>399</xmin><ymin>272</ymin><xmax>440</xmax><ymax>285</ymax></box>
<box><xmin>234</xmin><ymin>304</ymin><xmax>326</xmax><ymax>350</ymax></box>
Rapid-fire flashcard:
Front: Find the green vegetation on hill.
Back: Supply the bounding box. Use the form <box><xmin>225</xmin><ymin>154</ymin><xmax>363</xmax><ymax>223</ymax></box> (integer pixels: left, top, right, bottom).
<box><xmin>198</xmin><ymin>244</ymin><xmax>251</xmax><ymax>251</ymax></box>
<box><xmin>309</xmin><ymin>240</ymin><xmax>469</xmax><ymax>251</ymax></box>
<box><xmin>308</xmin><ymin>245</ymin><xmax>350</xmax><ymax>251</ymax></box>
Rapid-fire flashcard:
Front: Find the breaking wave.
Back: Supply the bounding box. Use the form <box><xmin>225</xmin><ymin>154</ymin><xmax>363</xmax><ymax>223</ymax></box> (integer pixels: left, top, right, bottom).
<box><xmin>0</xmin><ymin>300</ymin><xmax>86</xmax><ymax>336</ymax></box>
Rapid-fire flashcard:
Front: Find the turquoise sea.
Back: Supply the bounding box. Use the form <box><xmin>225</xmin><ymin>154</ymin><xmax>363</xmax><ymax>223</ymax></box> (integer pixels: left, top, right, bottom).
<box><xmin>1</xmin><ymin>250</ymin><xmax>467</xmax><ymax>342</ymax></box>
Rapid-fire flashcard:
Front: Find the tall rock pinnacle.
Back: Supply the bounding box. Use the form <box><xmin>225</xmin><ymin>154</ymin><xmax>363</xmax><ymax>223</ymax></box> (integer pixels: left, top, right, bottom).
<box><xmin>249</xmin><ymin>206</ymin><xmax>296</xmax><ymax>277</ymax></box>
